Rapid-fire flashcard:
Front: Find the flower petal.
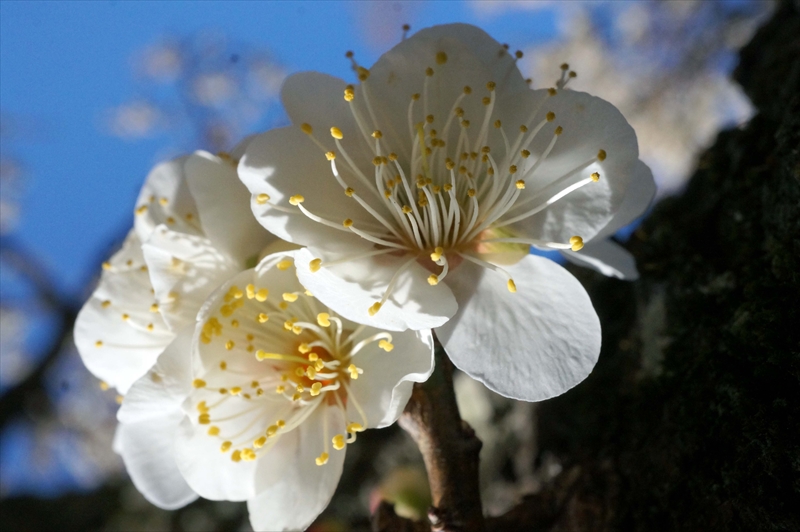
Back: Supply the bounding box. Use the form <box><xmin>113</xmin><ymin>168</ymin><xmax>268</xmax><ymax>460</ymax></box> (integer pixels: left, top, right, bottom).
<box><xmin>142</xmin><ymin>225</ymin><xmax>239</xmax><ymax>331</ymax></box>
<box><xmin>173</xmin><ymin>414</ymin><xmax>260</xmax><ymax>502</ymax></box>
<box><xmin>347</xmin><ymin>329</ymin><xmax>434</xmax><ymax>428</ymax></box>
<box><xmin>239</xmin><ymin>126</ymin><xmax>382</xmax><ymax>251</ymax></box>
<box><xmin>437</xmin><ymin>254</ymin><xmax>601</xmax><ymax>401</ymax></box>
<box><xmin>117</xmin><ymin>326</ymin><xmax>194</xmax><ymax>425</ymax></box>
<box><xmin>595</xmin><ymin>160</ymin><xmax>656</xmax><ymax>240</ymax></box>
<box><xmin>295</xmin><ymin>247</ymin><xmax>457</xmax><ymax>332</ymax></box>
<box><xmin>247</xmin><ymin>404</ymin><xmax>346</xmax><ymax>532</ymax></box>
<box><xmin>562</xmin><ymin>239</ymin><xmax>639</xmax><ymax>280</ymax></box>
<box><xmin>74</xmin><ymin>231</ymin><xmax>174</xmax><ymax>394</ymax></box>
<box><xmin>497</xmin><ymin>89</ymin><xmax>639</xmax><ymax>244</ymax></box>
<box><xmin>134</xmin><ymin>157</ymin><xmax>201</xmax><ymax>242</ymax></box>
<box><xmin>184</xmin><ymin>151</ymin><xmax>275</xmax><ymax>264</ymax></box>
<box><xmin>115</xmin><ymin>414</ymin><xmax>197</xmax><ymax>510</ymax></box>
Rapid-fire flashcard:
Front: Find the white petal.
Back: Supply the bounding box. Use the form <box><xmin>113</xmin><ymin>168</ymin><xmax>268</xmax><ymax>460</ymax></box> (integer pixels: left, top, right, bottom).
<box><xmin>117</xmin><ymin>326</ymin><xmax>194</xmax><ymax>425</ymax></box>
<box><xmin>247</xmin><ymin>404</ymin><xmax>346</xmax><ymax>532</ymax></box>
<box><xmin>74</xmin><ymin>231</ymin><xmax>174</xmax><ymax>394</ymax></box>
<box><xmin>142</xmin><ymin>225</ymin><xmax>239</xmax><ymax>331</ymax></box>
<box><xmin>134</xmin><ymin>157</ymin><xmax>201</xmax><ymax>242</ymax></box>
<box><xmin>595</xmin><ymin>160</ymin><xmax>656</xmax><ymax>240</ymax></box>
<box><xmin>562</xmin><ymin>239</ymin><xmax>639</xmax><ymax>280</ymax></box>
<box><xmin>347</xmin><ymin>329</ymin><xmax>434</xmax><ymax>428</ymax></box>
<box><xmin>115</xmin><ymin>414</ymin><xmax>197</xmax><ymax>510</ymax></box>
<box><xmin>174</xmin><ymin>415</ymin><xmax>260</xmax><ymax>501</ymax></box>
<box><xmin>498</xmin><ymin>89</ymin><xmax>639</xmax><ymax>244</ymax></box>
<box><xmin>239</xmin><ymin>126</ymin><xmax>380</xmax><ymax>251</ymax></box>
<box><xmin>184</xmin><ymin>151</ymin><xmax>275</xmax><ymax>264</ymax></box>
<box><xmin>437</xmin><ymin>254</ymin><xmax>601</xmax><ymax>401</ymax></box>
<box><xmin>295</xmin><ymin>247</ymin><xmax>457</xmax><ymax>332</ymax></box>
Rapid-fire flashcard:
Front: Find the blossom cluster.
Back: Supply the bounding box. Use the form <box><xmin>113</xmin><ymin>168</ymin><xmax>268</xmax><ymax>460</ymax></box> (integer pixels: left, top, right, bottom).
<box><xmin>75</xmin><ymin>24</ymin><xmax>653</xmax><ymax>531</ymax></box>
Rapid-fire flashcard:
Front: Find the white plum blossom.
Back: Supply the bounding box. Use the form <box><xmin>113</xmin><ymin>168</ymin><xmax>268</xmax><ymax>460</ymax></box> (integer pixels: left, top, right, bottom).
<box><xmin>239</xmin><ymin>24</ymin><xmax>654</xmax><ymax>401</ymax></box>
<box><xmin>75</xmin><ymin>143</ymin><xmax>275</xmax><ymax>394</ymax></box>
<box><xmin>117</xmin><ymin>253</ymin><xmax>434</xmax><ymax>531</ymax></box>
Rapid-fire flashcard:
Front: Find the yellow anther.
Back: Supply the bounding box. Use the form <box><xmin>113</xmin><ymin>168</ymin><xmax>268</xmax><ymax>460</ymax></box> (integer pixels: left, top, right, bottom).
<box><xmin>289</xmin><ymin>195</ymin><xmax>304</xmax><ymax>206</ymax></box>
<box><xmin>253</xmin><ymin>436</ymin><xmax>267</xmax><ymax>449</ymax></box>
<box><xmin>293</xmin><ymin>325</ymin><xmax>303</xmax><ymax>335</ymax></box>
<box><xmin>515</xmin><ymin>50</ymin><xmax>524</xmax><ymax>59</ymax></box>
<box><xmin>546</xmin><ymin>111</ymin><xmax>555</xmax><ymax>122</ymax></box>
<box><xmin>444</xmin><ymin>183</ymin><xmax>453</xmax><ymax>192</ymax></box>
<box><xmin>282</xmin><ymin>292</ymin><xmax>298</xmax><ymax>303</ymax></box>
<box><xmin>255</xmin><ymin>288</ymin><xmax>269</xmax><ymax>302</ymax></box>
<box><xmin>569</xmin><ymin>71</ymin><xmax>577</xmax><ymax>78</ymax></box>
<box><xmin>388</xmin><ymin>152</ymin><xmax>398</xmax><ymax>161</ymax></box>
<box><xmin>344</xmin><ymin>187</ymin><xmax>354</xmax><ymax>197</ymax></box>
<box><xmin>220</xmin><ymin>305</ymin><xmax>233</xmax><ymax>317</ymax></box>
<box><xmin>330</xmin><ymin>127</ymin><xmax>343</xmax><ymax>139</ymax></box>
<box><xmin>242</xmin><ymin>448</ymin><xmax>257</xmax><ymax>461</ymax></box>
<box><xmin>231</xmin><ymin>450</ymin><xmax>242</xmax><ymax>462</ymax></box>
<box><xmin>507</xmin><ymin>279</ymin><xmax>517</xmax><ymax>293</ymax></box>
<box><xmin>295</xmin><ymin>367</ymin><xmax>305</xmax><ymax>377</ymax></box>
<box><xmin>428</xmin><ymin>274</ymin><xmax>439</xmax><ymax>286</ymax></box>
<box><xmin>276</xmin><ymin>385</ymin><xmax>285</xmax><ymax>394</ymax></box>
<box><xmin>231</xmin><ymin>286</ymin><xmax>243</xmax><ymax>299</ymax></box>
<box><xmin>219</xmin><ymin>361</ymin><xmax>228</xmax><ymax>370</ymax></box>
<box><xmin>310</xmin><ymin>382</ymin><xmax>322</xmax><ymax>396</ymax></box>
<box><xmin>425</xmin><ymin>67</ymin><xmax>434</xmax><ymax>76</ymax></box>
<box><xmin>300</xmin><ymin>123</ymin><xmax>313</xmax><ymax>135</ymax></box>
<box><xmin>314</xmin><ymin>360</ymin><xmax>324</xmax><ymax>371</ymax></box>
<box><xmin>219</xmin><ymin>388</ymin><xmax>228</xmax><ymax>395</ymax></box>
<box><xmin>135</xmin><ymin>204</ymin><xmax>148</xmax><ymax>215</ymax></box>
<box><xmin>343</xmin><ymin>218</ymin><xmax>354</xmax><ymax>227</ymax></box>
<box><xmin>371</xmin><ymin>130</ymin><xmax>383</xmax><ymax>139</ymax></box>
<box><xmin>560</xmin><ymin>63</ymin><xmax>569</xmax><ymax>70</ymax></box>
<box><xmin>597</xmin><ymin>149</ymin><xmax>607</xmax><ymax>161</ymax></box>
<box><xmin>317</xmin><ymin>313</ymin><xmax>331</xmax><ymax>327</ymax></box>
<box><xmin>520</xmin><ymin>125</ymin><xmax>528</xmax><ymax>133</ymax></box>
<box><xmin>257</xmin><ymin>313</ymin><xmax>269</xmax><ymax>323</ymax></box>
<box><xmin>516</xmin><ymin>180</ymin><xmax>526</xmax><ymax>189</ymax></box>
<box><xmin>548</xmin><ymin>88</ymin><xmax>557</xmax><ymax>96</ymax></box>
<box><xmin>101</xmin><ymin>300</ymin><xmax>111</xmax><ymax>308</ymax></box>
<box><xmin>277</xmin><ymin>419</ymin><xmax>286</xmax><ymax>428</ymax></box>
<box><xmin>231</xmin><ymin>320</ymin><xmax>239</xmax><ymax>328</ymax></box>
<box><xmin>591</xmin><ymin>172</ymin><xmax>600</xmax><ymax>182</ymax></box>
<box><xmin>348</xmin><ymin>364</ymin><xmax>362</xmax><ymax>379</ymax></box>
<box><xmin>245</xmin><ymin>284</ymin><xmax>255</xmax><ymax>299</ymax></box>
<box><xmin>426</xmin><ymin>114</ymin><xmax>434</xmax><ymax>124</ymax></box>
<box><xmin>192</xmin><ymin>379</ymin><xmax>206</xmax><ymax>388</ymax></box>
<box><xmin>196</xmin><ymin>401</ymin><xmax>208</xmax><ymax>413</ymax></box>
<box><xmin>378</xmin><ymin>339</ymin><xmax>394</xmax><ymax>352</ymax></box>
<box><xmin>220</xmin><ymin>441</ymin><xmax>232</xmax><ymax>452</ymax></box>
<box><xmin>509</xmin><ymin>165</ymin><xmax>517</xmax><ymax>174</ymax></box>
<box><xmin>570</xmin><ymin>236</ymin><xmax>584</xmax><ymax>251</ymax></box>
<box><xmin>159</xmin><ymin>197</ymin><xmax>168</xmax><ymax>206</ymax></box>
<box><xmin>347</xmin><ymin>422</ymin><xmax>364</xmax><ymax>433</ymax></box>
<box><xmin>297</xmin><ymin>344</ymin><xmax>311</xmax><ymax>355</ymax></box>
<box><xmin>230</xmin><ymin>387</ymin><xmax>242</xmax><ymax>396</ymax></box>
<box><xmin>461</xmin><ymin>119</ymin><xmax>470</xmax><ymax>128</ymax></box>
<box><xmin>486</xmin><ymin>81</ymin><xmax>496</xmax><ymax>92</ymax></box>
<box><xmin>401</xmin><ymin>205</ymin><xmax>412</xmax><ymax>214</ymax></box>
<box><xmin>102</xmin><ymin>262</ymin><xmax>112</xmax><ymax>271</ymax></box>
<box><xmin>372</xmin><ymin>156</ymin><xmax>382</xmax><ymax>166</ymax></box>
<box><xmin>316</xmin><ymin>452</ymin><xmax>329</xmax><ymax>466</ymax></box>
<box><xmin>277</xmin><ymin>259</ymin><xmax>292</xmax><ymax>270</ymax></box>
<box><xmin>208</xmin><ymin>426</ymin><xmax>220</xmax><ymax>436</ymax></box>
<box><xmin>369</xmin><ymin>302</ymin><xmax>382</xmax><ymax>316</ymax></box>
<box><xmin>467</xmin><ymin>189</ymin><xmax>476</xmax><ymax>197</ymax></box>
<box><xmin>267</xmin><ymin>425</ymin><xmax>279</xmax><ymax>437</ymax></box>
<box><xmin>482</xmin><ymin>97</ymin><xmax>491</xmax><ymax>105</ymax></box>
<box><xmin>412</xmin><ymin>93</ymin><xmax>420</xmax><ymax>101</ymax></box>
<box><xmin>435</xmin><ymin>51</ymin><xmax>448</xmax><ymax>65</ymax></box>
<box><xmin>224</xmin><ymin>340</ymin><xmax>234</xmax><ymax>351</ymax></box>
<box><xmin>198</xmin><ymin>413</ymin><xmax>210</xmax><ymax>425</ymax></box>
<box><xmin>357</xmin><ymin>66</ymin><xmax>370</xmax><ymax>80</ymax></box>
<box><xmin>494</xmin><ymin>119</ymin><xmax>502</xmax><ymax>128</ymax></box>
<box><xmin>166</xmin><ymin>216</ymin><xmax>175</xmax><ymax>224</ymax></box>
<box><xmin>555</xmin><ymin>126</ymin><xmax>563</xmax><ymax>136</ymax></box>
<box><xmin>121</xmin><ymin>313</ymin><xmax>130</xmax><ymax>321</ymax></box>
<box><xmin>308</xmin><ymin>258</ymin><xmax>322</xmax><ymax>273</ymax></box>
<box><xmin>521</xmin><ymin>149</ymin><xmax>531</xmax><ymax>158</ymax></box>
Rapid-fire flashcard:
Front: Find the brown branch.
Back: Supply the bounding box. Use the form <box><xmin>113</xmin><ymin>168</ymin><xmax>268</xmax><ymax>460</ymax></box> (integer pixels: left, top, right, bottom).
<box><xmin>374</xmin><ymin>342</ymin><xmax>486</xmax><ymax>532</ymax></box>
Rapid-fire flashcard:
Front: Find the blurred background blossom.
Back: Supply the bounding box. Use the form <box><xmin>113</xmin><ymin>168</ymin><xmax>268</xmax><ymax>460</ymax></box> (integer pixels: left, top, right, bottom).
<box><xmin>0</xmin><ymin>1</ymin><xmax>774</xmax><ymax>530</ymax></box>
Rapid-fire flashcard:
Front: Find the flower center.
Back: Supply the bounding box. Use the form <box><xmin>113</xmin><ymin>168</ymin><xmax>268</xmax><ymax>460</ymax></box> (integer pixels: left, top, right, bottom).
<box><xmin>190</xmin><ymin>258</ymin><xmax>393</xmax><ymax>465</ymax></box>
<box><xmin>265</xmin><ymin>53</ymin><xmax>605</xmax><ymax>315</ymax></box>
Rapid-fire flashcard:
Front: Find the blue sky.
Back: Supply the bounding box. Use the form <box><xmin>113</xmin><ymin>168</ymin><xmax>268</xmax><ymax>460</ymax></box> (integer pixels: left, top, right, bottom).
<box><xmin>1</xmin><ymin>0</ymin><xmax>558</xmax><ymax>297</ymax></box>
